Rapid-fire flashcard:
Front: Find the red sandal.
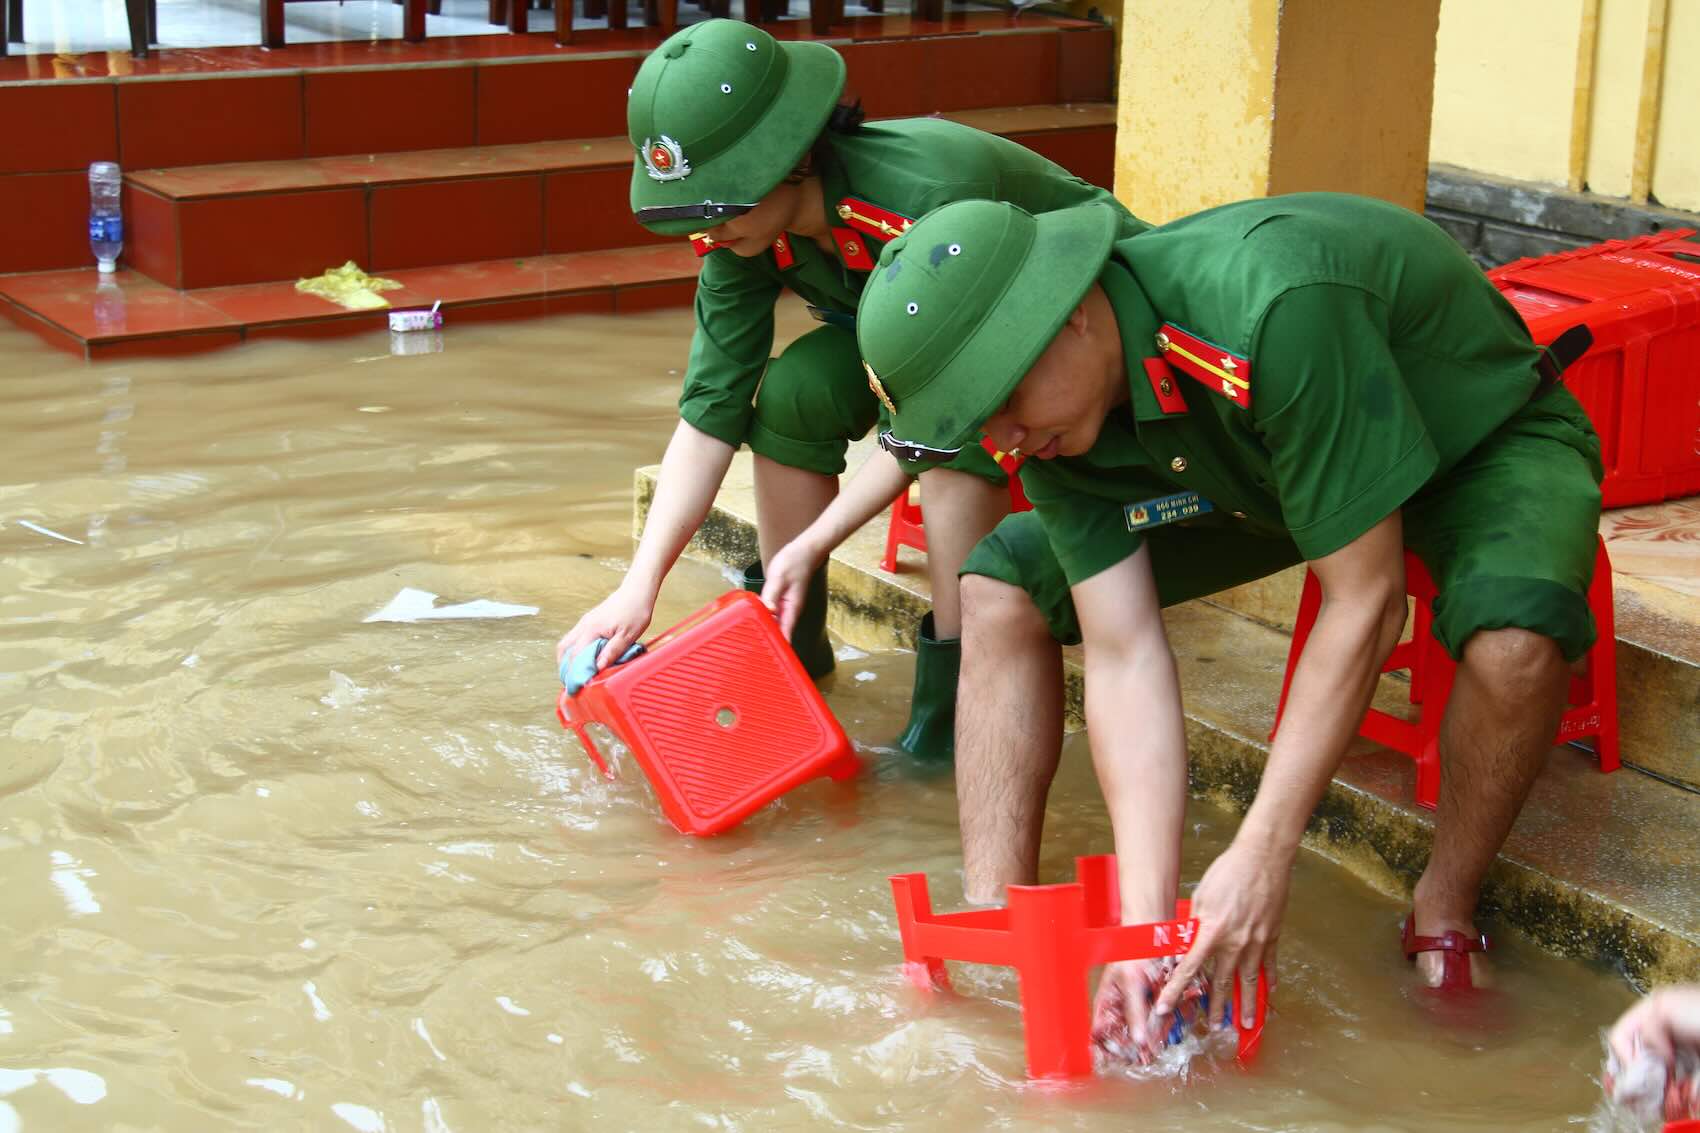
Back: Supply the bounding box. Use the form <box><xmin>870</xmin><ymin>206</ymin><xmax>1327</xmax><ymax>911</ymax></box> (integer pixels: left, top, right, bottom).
<box><xmin>1402</xmin><ymin>914</ymin><xmax>1490</xmax><ymax>991</ymax></box>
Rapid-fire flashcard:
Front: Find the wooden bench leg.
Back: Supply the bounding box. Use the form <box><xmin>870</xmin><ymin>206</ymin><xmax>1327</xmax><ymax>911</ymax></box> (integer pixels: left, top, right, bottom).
<box><xmin>124</xmin><ymin>0</ymin><xmax>148</xmax><ymax>56</ymax></box>
<box><xmin>554</xmin><ymin>0</ymin><xmax>572</xmax><ymax>42</ymax></box>
<box><xmin>404</xmin><ymin>0</ymin><xmax>427</xmax><ymax>41</ymax></box>
<box><xmin>506</xmin><ymin>0</ymin><xmax>527</xmax><ymax>32</ymax></box>
<box><xmin>607</xmin><ymin>0</ymin><xmax>626</xmax><ymax>28</ymax></box>
<box><xmin>261</xmin><ymin>0</ymin><xmax>285</xmax><ymax>48</ymax></box>
<box><xmin>809</xmin><ymin>0</ymin><xmax>829</xmax><ymax>34</ymax></box>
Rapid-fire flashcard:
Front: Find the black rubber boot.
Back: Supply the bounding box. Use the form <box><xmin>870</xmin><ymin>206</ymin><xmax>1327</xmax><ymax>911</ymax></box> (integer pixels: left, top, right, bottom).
<box><xmin>894</xmin><ymin>612</ymin><xmax>961</xmax><ymax>762</ymax></box>
<box><xmin>739</xmin><ymin>560</ymin><xmax>835</xmax><ymax>679</ymax></box>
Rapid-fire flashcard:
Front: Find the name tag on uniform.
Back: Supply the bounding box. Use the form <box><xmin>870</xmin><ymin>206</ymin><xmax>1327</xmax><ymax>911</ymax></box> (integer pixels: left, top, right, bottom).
<box><xmin>1124</xmin><ymin>491</ymin><xmax>1214</xmax><ymax>531</ymax></box>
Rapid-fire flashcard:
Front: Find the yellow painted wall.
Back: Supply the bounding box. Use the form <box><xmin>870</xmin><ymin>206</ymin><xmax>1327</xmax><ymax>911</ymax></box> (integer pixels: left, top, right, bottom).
<box><xmin>1651</xmin><ymin>0</ymin><xmax>1700</xmax><ymax>211</ymax></box>
<box><xmin>1114</xmin><ymin>0</ymin><xmax>1437</xmax><ymax>224</ymax></box>
<box><xmin>1115</xmin><ymin>0</ymin><xmax>1279</xmax><ymax>224</ymax></box>
<box><xmin>1265</xmin><ymin>0</ymin><xmax>1439</xmax><ymax>211</ymax></box>
<box><xmin>1429</xmin><ymin>0</ymin><xmax>1582</xmax><ymax>187</ymax></box>
<box><xmin>1429</xmin><ymin>0</ymin><xmax>1700</xmax><ymax>213</ymax></box>
<box><xmin>1586</xmin><ymin>0</ymin><xmax>1650</xmax><ymax>198</ymax></box>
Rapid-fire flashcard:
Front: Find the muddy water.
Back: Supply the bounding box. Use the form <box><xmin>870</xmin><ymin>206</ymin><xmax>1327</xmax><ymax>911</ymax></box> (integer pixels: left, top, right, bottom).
<box><xmin>0</xmin><ymin>304</ymin><xmax>1640</xmax><ymax>1132</ymax></box>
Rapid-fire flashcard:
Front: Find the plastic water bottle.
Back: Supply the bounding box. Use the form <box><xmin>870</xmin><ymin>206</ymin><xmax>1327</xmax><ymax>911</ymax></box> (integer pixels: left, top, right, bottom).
<box><xmin>88</xmin><ymin>161</ymin><xmax>123</xmax><ymax>274</ymax></box>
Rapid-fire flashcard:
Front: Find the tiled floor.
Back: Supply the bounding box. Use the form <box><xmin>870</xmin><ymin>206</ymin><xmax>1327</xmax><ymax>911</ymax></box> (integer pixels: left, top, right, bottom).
<box><xmin>1601</xmin><ymin>497</ymin><xmax>1700</xmax><ymax>597</ymax></box>
<box><xmin>0</xmin><ymin>0</ymin><xmax>1073</xmax><ymax>79</ymax></box>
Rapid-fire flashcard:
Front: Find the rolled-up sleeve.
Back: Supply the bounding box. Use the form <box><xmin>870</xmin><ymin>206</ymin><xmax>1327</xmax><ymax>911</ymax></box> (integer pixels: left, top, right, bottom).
<box><xmin>1252</xmin><ymin>284</ymin><xmax>1438</xmax><ymax>560</ymax></box>
<box><xmin>678</xmin><ymin>251</ymin><xmax>784</xmax><ymax>448</ymax></box>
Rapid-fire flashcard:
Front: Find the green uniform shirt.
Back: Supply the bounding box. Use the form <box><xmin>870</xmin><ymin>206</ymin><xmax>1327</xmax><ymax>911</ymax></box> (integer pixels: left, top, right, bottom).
<box><xmin>678</xmin><ymin>118</ymin><xmax>1143</xmax><ymax>448</ymax></box>
<box><xmin>1022</xmin><ymin>192</ymin><xmax>1548</xmax><ymax>587</ymax></box>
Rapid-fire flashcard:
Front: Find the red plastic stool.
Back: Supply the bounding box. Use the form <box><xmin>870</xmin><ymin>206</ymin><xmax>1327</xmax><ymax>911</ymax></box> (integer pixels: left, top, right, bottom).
<box><xmin>1271</xmin><ymin>538</ymin><xmax>1619</xmax><ymax>810</ymax></box>
<box><xmin>556</xmin><ymin>591</ymin><xmax>860</xmax><ymax>836</ymax></box>
<box><xmin>888</xmin><ymin>854</ymin><xmax>1267</xmax><ymax>1080</ymax></box>
<box><xmin>880</xmin><ymin>439</ymin><xmax>1033</xmax><ymax>573</ymax></box>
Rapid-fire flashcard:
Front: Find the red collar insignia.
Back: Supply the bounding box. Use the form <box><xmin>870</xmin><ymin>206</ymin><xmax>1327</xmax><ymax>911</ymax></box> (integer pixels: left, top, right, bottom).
<box><xmin>1154</xmin><ymin>322</ymin><xmax>1251</xmax><ymax>409</ymax></box>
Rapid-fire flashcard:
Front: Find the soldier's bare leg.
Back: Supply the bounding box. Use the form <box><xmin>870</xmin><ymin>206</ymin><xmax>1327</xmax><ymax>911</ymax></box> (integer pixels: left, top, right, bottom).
<box><xmin>753</xmin><ymin>455</ymin><xmax>838</xmax><ymax>565</ymax></box>
<box><xmin>1413</xmin><ymin>627</ymin><xmax>1570</xmax><ymax>985</ymax></box>
<box><xmin>957</xmin><ymin>573</ymin><xmax>1066</xmax><ymax>904</ymax></box>
<box><xmin>914</xmin><ymin>467</ymin><xmax>1010</xmax><ymax>638</ymax></box>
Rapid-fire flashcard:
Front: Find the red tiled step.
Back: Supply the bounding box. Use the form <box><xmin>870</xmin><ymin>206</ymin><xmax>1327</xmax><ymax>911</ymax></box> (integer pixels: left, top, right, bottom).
<box><xmin>0</xmin><ymin>18</ymin><xmax>1115</xmax><ymax>275</ymax></box>
<box><xmin>0</xmin><ymin>243</ymin><xmax>699</xmax><ymax>361</ymax></box>
<box><xmin>122</xmin><ymin>103</ymin><xmax>1115</xmax><ymax>290</ymax></box>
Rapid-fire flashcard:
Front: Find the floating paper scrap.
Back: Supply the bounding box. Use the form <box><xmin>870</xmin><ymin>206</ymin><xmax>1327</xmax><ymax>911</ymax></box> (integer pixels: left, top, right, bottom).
<box><xmin>14</xmin><ymin>520</ymin><xmax>84</xmax><ymax>545</ymax></box>
<box><xmin>364</xmin><ymin>587</ymin><xmax>538</xmax><ymax>623</ymax></box>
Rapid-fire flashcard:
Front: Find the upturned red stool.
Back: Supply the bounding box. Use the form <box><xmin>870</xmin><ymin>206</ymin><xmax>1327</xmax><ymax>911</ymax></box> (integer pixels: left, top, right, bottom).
<box><xmin>1271</xmin><ymin>538</ymin><xmax>1619</xmax><ymax>810</ymax></box>
<box><xmin>556</xmin><ymin>590</ymin><xmax>860</xmax><ymax>836</ymax></box>
<box><xmin>889</xmin><ymin>854</ymin><xmax>1267</xmax><ymax>1080</ymax></box>
<box><xmin>880</xmin><ymin>439</ymin><xmax>1032</xmax><ymax>573</ymax></box>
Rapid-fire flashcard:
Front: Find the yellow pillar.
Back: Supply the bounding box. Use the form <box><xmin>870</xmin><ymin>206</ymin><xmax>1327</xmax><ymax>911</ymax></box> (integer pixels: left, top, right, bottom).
<box><xmin>1114</xmin><ymin>0</ymin><xmax>1442</xmax><ymax>225</ymax></box>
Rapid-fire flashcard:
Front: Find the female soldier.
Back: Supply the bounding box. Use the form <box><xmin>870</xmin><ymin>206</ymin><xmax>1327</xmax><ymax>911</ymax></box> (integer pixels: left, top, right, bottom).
<box><xmin>557</xmin><ymin>18</ymin><xmax>1138</xmax><ymax>760</ymax></box>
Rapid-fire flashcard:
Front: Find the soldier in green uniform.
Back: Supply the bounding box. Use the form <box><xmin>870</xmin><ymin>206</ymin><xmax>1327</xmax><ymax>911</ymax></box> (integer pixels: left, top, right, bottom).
<box><xmin>557</xmin><ymin>19</ymin><xmax>1140</xmax><ymax>760</ymax></box>
<box><xmin>856</xmin><ymin>193</ymin><xmax>1603</xmax><ymax>1056</ymax></box>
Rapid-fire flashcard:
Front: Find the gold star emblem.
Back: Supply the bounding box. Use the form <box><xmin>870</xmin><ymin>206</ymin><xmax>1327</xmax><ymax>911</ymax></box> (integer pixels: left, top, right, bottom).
<box><xmin>1220</xmin><ymin>355</ymin><xmax>1238</xmax><ymax>372</ymax></box>
<box><xmin>864</xmin><ymin>361</ymin><xmax>896</xmax><ymax>414</ymax></box>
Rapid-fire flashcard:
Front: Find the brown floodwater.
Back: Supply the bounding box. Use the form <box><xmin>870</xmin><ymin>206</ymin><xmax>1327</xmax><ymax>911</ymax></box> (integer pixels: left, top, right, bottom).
<box><xmin>0</xmin><ymin>303</ymin><xmax>1645</xmax><ymax>1132</ymax></box>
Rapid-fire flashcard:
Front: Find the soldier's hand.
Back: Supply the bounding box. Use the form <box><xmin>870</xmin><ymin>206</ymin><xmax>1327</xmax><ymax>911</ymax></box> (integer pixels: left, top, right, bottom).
<box><xmin>1610</xmin><ymin>985</ymin><xmax>1700</xmax><ymax>1067</ymax></box>
<box><xmin>1093</xmin><ymin>959</ymin><xmax>1179</xmax><ymax>1065</ymax></box>
<box><xmin>1152</xmin><ymin>837</ymin><xmax>1286</xmax><ymax>1033</ymax></box>
<box><xmin>556</xmin><ymin>583</ymin><xmax>656</xmax><ymax>672</ymax></box>
<box><xmin>761</xmin><ymin>536</ymin><xmax>826</xmax><ymax>639</ymax></box>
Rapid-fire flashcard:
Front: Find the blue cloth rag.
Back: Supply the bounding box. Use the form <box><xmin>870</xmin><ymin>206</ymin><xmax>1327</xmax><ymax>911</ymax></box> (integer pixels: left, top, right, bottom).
<box><xmin>559</xmin><ymin>637</ymin><xmax>645</xmax><ymax>696</ymax></box>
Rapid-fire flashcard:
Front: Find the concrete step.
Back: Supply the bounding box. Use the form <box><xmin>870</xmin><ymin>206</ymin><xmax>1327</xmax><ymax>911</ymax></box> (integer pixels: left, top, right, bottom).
<box><xmin>116</xmin><ymin>102</ymin><xmax>1115</xmax><ymax>290</ymax></box>
<box><xmin>636</xmin><ymin>445</ymin><xmax>1700</xmax><ymax>986</ymax></box>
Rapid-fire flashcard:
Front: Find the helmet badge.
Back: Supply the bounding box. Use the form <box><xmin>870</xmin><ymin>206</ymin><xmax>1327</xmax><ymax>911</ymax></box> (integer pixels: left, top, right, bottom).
<box><xmin>642</xmin><ymin>135</ymin><xmax>692</xmax><ymax>182</ymax></box>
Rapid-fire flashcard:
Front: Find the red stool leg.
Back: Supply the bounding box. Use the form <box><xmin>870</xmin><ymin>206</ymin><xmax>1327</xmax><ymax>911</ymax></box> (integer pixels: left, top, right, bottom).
<box><xmin>1561</xmin><ymin>537</ymin><xmax>1620</xmax><ymax>772</ymax></box>
<box><xmin>1271</xmin><ymin>568</ymin><xmax>1322</xmax><ymax>740</ymax></box>
<box><xmin>1412</xmin><ymin>638</ymin><xmax>1455</xmax><ymax>811</ymax></box>
<box><xmin>1009</xmin><ymin>883</ymin><xmax>1092</xmax><ymax>1080</ymax></box>
<box><xmin>1075</xmin><ymin>855</ymin><xmax>1118</xmax><ymax>927</ymax></box>
<box><xmin>889</xmin><ymin>874</ymin><xmax>952</xmax><ymax>990</ymax></box>
<box><xmin>881</xmin><ymin>496</ymin><xmax>905</xmax><ymax>572</ymax></box>
<box><xmin>1408</xmin><ymin>596</ymin><xmax>1432</xmax><ymax>704</ymax></box>
<box><xmin>1588</xmin><ymin>572</ymin><xmax>1620</xmax><ymax>775</ymax></box>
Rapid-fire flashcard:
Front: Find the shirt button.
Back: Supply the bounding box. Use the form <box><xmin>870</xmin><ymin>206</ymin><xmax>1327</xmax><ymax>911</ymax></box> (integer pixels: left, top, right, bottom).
<box><xmin>1159</xmin><ymin>378</ymin><xmax>1174</xmax><ymax>396</ymax></box>
<box><xmin>1231</xmin><ymin>510</ymin><xmax>1248</xmax><ymax>519</ymax></box>
<box><xmin>1170</xmin><ymin>456</ymin><xmax>1188</xmax><ymax>473</ymax></box>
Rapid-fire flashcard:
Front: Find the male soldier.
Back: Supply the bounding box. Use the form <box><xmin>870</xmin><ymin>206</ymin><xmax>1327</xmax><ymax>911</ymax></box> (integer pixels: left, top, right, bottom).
<box><xmin>855</xmin><ymin>193</ymin><xmax>1602</xmax><ymax>1055</ymax></box>
<box><xmin>561</xmin><ymin>19</ymin><xmax>1143</xmax><ymax>764</ymax></box>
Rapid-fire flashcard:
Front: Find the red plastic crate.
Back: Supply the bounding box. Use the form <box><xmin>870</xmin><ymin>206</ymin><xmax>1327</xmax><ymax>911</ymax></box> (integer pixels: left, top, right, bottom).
<box><xmin>556</xmin><ymin>591</ymin><xmax>860</xmax><ymax>836</ymax></box>
<box><xmin>1489</xmin><ymin>230</ymin><xmax>1700</xmax><ymax>506</ymax></box>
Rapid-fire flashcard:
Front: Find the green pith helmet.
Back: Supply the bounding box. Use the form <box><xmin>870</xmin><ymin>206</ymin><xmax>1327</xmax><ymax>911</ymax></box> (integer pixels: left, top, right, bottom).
<box><xmin>857</xmin><ymin>199</ymin><xmax>1121</xmax><ymax>454</ymax></box>
<box><xmin>627</xmin><ymin>20</ymin><xmax>847</xmax><ymax>237</ymax></box>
